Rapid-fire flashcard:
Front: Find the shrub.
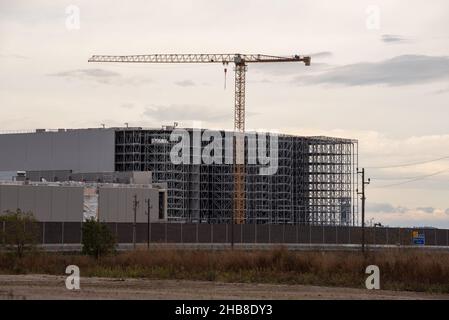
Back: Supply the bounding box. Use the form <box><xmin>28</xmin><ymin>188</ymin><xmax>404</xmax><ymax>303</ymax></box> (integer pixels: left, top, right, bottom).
<box><xmin>81</xmin><ymin>218</ymin><xmax>116</xmax><ymax>259</ymax></box>
<box><xmin>0</xmin><ymin>209</ymin><xmax>40</xmax><ymax>258</ymax></box>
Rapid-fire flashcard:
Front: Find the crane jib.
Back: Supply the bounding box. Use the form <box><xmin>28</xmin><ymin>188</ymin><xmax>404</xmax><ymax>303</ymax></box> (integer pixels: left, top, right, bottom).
<box><xmin>88</xmin><ymin>54</ymin><xmax>311</xmax><ymax>65</ymax></box>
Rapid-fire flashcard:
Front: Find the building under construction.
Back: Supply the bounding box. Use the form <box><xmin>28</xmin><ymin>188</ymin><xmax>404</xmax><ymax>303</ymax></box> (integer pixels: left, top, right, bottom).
<box><xmin>0</xmin><ymin>127</ymin><xmax>358</xmax><ymax>225</ymax></box>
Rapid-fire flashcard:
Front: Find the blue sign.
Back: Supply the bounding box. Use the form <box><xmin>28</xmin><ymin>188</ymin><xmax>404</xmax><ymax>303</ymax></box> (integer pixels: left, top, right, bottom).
<box><xmin>412</xmin><ymin>230</ymin><xmax>425</xmax><ymax>245</ymax></box>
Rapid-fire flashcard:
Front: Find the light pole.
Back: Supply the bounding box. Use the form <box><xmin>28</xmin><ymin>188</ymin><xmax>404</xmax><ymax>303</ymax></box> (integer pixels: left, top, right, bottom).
<box><xmin>357</xmin><ymin>168</ymin><xmax>370</xmax><ymax>253</ymax></box>
<box><xmin>145</xmin><ymin>197</ymin><xmax>152</xmax><ymax>250</ymax></box>
<box><xmin>132</xmin><ymin>194</ymin><xmax>139</xmax><ymax>250</ymax></box>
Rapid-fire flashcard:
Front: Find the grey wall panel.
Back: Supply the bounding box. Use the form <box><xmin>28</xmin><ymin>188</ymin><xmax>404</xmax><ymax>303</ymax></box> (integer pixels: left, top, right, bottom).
<box><xmin>98</xmin><ymin>187</ymin><xmax>108</xmax><ymax>222</ymax></box>
<box><xmin>137</xmin><ymin>188</ymin><xmax>146</xmax><ymax>223</ymax></box>
<box><xmin>118</xmin><ymin>187</ymin><xmax>127</xmax><ymax>223</ymax></box>
<box><xmin>109</xmin><ymin>188</ymin><xmax>119</xmax><ymax>222</ymax></box>
<box><xmin>51</xmin><ymin>187</ymin><xmax>68</xmax><ymax>221</ymax></box>
<box><xmin>125</xmin><ymin>188</ymin><xmax>134</xmax><ymax>223</ymax></box>
<box><xmin>26</xmin><ymin>133</ymin><xmax>53</xmax><ymax>170</ymax></box>
<box><xmin>35</xmin><ymin>187</ymin><xmax>52</xmax><ymax>221</ymax></box>
<box><xmin>1</xmin><ymin>185</ymin><xmax>18</xmax><ymax>214</ymax></box>
<box><xmin>0</xmin><ymin>135</ymin><xmax>27</xmax><ymax>171</ymax></box>
<box><xmin>0</xmin><ymin>129</ymin><xmax>115</xmax><ymax>172</ymax></box>
<box><xmin>17</xmin><ymin>186</ymin><xmax>35</xmax><ymax>213</ymax></box>
<box><xmin>77</xmin><ymin>130</ymin><xmax>115</xmax><ymax>173</ymax></box>
<box><xmin>98</xmin><ymin>186</ymin><xmax>164</xmax><ymax>223</ymax></box>
<box><xmin>67</xmin><ymin>187</ymin><xmax>83</xmax><ymax>222</ymax></box>
<box><xmin>0</xmin><ymin>185</ymin><xmax>83</xmax><ymax>222</ymax></box>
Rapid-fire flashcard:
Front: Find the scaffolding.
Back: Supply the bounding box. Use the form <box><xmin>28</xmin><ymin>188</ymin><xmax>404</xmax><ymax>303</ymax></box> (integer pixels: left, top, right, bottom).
<box><xmin>113</xmin><ymin>128</ymin><xmax>358</xmax><ymax>226</ymax></box>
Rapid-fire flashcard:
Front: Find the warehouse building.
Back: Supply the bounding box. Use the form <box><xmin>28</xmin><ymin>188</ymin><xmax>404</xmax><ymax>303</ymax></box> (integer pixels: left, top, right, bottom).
<box><xmin>0</xmin><ymin>127</ymin><xmax>358</xmax><ymax>225</ymax></box>
<box><xmin>0</xmin><ymin>181</ymin><xmax>167</xmax><ymax>223</ymax></box>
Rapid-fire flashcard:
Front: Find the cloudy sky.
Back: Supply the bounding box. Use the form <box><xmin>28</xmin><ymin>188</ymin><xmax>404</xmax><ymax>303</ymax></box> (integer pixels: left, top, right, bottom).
<box><xmin>1</xmin><ymin>0</ymin><xmax>448</xmax><ymax>227</ymax></box>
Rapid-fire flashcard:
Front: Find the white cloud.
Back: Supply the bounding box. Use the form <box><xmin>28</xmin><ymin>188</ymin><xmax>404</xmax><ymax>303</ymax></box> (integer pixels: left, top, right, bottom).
<box><xmin>295</xmin><ymin>55</ymin><xmax>449</xmax><ymax>86</ymax></box>
<box><xmin>381</xmin><ymin>34</ymin><xmax>410</xmax><ymax>44</ymax></box>
<box><xmin>367</xmin><ymin>205</ymin><xmax>449</xmax><ymax>228</ymax></box>
<box><xmin>175</xmin><ymin>80</ymin><xmax>196</xmax><ymax>87</ymax></box>
<box><xmin>143</xmin><ymin>104</ymin><xmax>229</xmax><ymax>123</ymax></box>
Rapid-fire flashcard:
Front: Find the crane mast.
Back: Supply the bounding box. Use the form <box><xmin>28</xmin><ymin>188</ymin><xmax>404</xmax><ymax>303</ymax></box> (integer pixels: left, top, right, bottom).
<box><xmin>88</xmin><ymin>53</ymin><xmax>311</xmax><ymax>224</ymax></box>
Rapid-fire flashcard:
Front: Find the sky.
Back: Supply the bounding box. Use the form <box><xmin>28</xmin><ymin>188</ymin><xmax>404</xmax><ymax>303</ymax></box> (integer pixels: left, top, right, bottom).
<box><xmin>0</xmin><ymin>0</ymin><xmax>448</xmax><ymax>227</ymax></box>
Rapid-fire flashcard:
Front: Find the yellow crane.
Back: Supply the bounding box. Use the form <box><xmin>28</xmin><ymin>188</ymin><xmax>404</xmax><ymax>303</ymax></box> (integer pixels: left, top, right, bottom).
<box><xmin>88</xmin><ymin>53</ymin><xmax>311</xmax><ymax>224</ymax></box>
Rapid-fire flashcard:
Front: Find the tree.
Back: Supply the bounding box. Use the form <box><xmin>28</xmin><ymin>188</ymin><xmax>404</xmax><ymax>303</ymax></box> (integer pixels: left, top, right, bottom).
<box><xmin>0</xmin><ymin>209</ymin><xmax>40</xmax><ymax>258</ymax></box>
<box><xmin>82</xmin><ymin>218</ymin><xmax>116</xmax><ymax>259</ymax></box>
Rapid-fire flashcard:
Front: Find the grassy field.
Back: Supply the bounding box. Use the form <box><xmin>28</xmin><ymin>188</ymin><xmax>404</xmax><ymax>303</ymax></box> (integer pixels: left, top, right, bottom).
<box><xmin>0</xmin><ymin>248</ymin><xmax>448</xmax><ymax>293</ymax></box>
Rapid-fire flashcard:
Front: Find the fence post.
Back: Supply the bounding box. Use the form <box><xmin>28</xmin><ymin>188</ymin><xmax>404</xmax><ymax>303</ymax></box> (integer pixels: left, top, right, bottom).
<box><xmin>180</xmin><ymin>222</ymin><xmax>183</xmax><ymax>244</ymax></box>
<box><xmin>211</xmin><ymin>223</ymin><xmax>214</xmax><ymax>243</ymax></box>
<box><xmin>386</xmin><ymin>227</ymin><xmax>389</xmax><ymax>245</ymax></box>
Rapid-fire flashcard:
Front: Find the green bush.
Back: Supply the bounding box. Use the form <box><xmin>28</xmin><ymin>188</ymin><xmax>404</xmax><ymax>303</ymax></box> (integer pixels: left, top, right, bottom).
<box><xmin>0</xmin><ymin>209</ymin><xmax>40</xmax><ymax>258</ymax></box>
<box><xmin>82</xmin><ymin>218</ymin><xmax>116</xmax><ymax>259</ymax></box>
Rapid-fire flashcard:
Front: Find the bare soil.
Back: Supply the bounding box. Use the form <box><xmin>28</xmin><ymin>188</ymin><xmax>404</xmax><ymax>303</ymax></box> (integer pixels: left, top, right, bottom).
<box><xmin>0</xmin><ymin>274</ymin><xmax>448</xmax><ymax>300</ymax></box>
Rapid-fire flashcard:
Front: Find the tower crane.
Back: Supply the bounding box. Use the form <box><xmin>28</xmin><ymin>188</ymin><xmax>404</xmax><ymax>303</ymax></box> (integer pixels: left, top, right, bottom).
<box><xmin>88</xmin><ymin>53</ymin><xmax>311</xmax><ymax>224</ymax></box>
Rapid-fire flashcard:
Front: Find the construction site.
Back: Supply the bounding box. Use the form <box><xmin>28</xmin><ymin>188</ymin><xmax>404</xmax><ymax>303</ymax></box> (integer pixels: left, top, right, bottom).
<box><xmin>0</xmin><ymin>127</ymin><xmax>358</xmax><ymax>227</ymax></box>
<box><xmin>0</xmin><ymin>53</ymin><xmax>360</xmax><ymax>228</ymax></box>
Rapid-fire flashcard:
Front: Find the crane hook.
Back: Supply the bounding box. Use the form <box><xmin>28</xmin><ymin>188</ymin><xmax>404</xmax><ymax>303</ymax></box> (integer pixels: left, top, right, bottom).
<box><xmin>223</xmin><ymin>62</ymin><xmax>228</xmax><ymax>90</ymax></box>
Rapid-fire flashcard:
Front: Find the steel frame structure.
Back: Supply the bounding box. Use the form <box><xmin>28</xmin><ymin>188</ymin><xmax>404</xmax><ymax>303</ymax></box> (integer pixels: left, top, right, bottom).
<box><xmin>113</xmin><ymin>128</ymin><xmax>358</xmax><ymax>226</ymax></box>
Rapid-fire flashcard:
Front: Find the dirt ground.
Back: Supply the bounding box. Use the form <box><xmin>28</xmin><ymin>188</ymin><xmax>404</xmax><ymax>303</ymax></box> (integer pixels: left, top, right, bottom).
<box><xmin>0</xmin><ymin>274</ymin><xmax>447</xmax><ymax>300</ymax></box>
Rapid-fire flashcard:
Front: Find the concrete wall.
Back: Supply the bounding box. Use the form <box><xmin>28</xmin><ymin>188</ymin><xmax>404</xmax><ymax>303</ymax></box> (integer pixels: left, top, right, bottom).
<box><xmin>0</xmin><ymin>184</ymin><xmax>84</xmax><ymax>222</ymax></box>
<box><xmin>0</xmin><ymin>129</ymin><xmax>115</xmax><ymax>173</ymax></box>
<box><xmin>98</xmin><ymin>186</ymin><xmax>167</xmax><ymax>223</ymax></box>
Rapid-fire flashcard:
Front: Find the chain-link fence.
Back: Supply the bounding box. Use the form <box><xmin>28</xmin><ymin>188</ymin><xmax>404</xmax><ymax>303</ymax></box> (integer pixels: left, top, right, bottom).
<box><xmin>2</xmin><ymin>221</ymin><xmax>448</xmax><ymax>247</ymax></box>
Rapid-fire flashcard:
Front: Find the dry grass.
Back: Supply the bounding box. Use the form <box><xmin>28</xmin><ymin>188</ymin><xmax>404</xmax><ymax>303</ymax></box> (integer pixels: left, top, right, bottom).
<box><xmin>0</xmin><ymin>248</ymin><xmax>448</xmax><ymax>293</ymax></box>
